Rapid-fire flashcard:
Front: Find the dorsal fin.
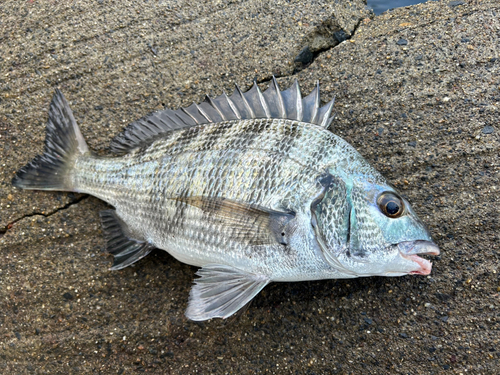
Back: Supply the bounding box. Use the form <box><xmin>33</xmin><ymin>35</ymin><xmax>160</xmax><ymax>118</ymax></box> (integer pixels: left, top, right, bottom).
<box><xmin>317</xmin><ymin>97</ymin><xmax>336</xmax><ymax>128</ymax></box>
<box><xmin>263</xmin><ymin>76</ymin><xmax>286</xmax><ymax>118</ymax></box>
<box><xmin>229</xmin><ymin>84</ymin><xmax>255</xmax><ymax>119</ymax></box>
<box><xmin>109</xmin><ymin>77</ymin><xmax>335</xmax><ymax>155</ymax></box>
<box><xmin>242</xmin><ymin>81</ymin><xmax>270</xmax><ymax>118</ymax></box>
<box><xmin>302</xmin><ymin>81</ymin><xmax>320</xmax><ymax>124</ymax></box>
<box><xmin>281</xmin><ymin>79</ymin><xmax>303</xmax><ymax>122</ymax></box>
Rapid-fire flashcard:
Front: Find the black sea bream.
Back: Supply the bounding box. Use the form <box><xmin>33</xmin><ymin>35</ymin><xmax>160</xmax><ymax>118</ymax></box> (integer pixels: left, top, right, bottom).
<box><xmin>13</xmin><ymin>78</ymin><xmax>439</xmax><ymax>321</ymax></box>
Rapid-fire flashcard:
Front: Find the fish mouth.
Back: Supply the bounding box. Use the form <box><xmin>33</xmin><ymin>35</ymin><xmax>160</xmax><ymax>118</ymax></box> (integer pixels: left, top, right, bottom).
<box><xmin>398</xmin><ymin>240</ymin><xmax>440</xmax><ymax>276</ymax></box>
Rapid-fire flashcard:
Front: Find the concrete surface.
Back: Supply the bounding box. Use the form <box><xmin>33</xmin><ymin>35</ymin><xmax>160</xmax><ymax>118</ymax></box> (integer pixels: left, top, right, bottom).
<box><xmin>0</xmin><ymin>0</ymin><xmax>498</xmax><ymax>373</ymax></box>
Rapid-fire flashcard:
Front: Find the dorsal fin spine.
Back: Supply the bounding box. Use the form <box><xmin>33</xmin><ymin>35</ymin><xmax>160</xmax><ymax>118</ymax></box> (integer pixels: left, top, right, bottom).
<box><xmin>326</xmin><ymin>116</ymin><xmax>334</xmax><ymax>128</ymax></box>
<box><xmin>173</xmin><ymin>110</ymin><xmax>193</xmax><ymax>126</ymax></box>
<box><xmin>181</xmin><ymin>106</ymin><xmax>199</xmax><ymax>124</ymax></box>
<box><xmin>272</xmin><ymin>77</ymin><xmax>286</xmax><ymax>118</ymax></box>
<box><xmin>254</xmin><ymin>82</ymin><xmax>270</xmax><ymax>118</ymax></box>
<box><xmin>206</xmin><ymin>95</ymin><xmax>226</xmax><ymax>121</ymax></box>
<box><xmin>309</xmin><ymin>81</ymin><xmax>320</xmax><ymax>124</ymax></box>
<box><xmin>143</xmin><ymin>118</ymin><xmax>160</xmax><ymax>132</ymax></box>
<box><xmin>235</xmin><ymin>84</ymin><xmax>255</xmax><ymax>118</ymax></box>
<box><xmin>319</xmin><ymin>98</ymin><xmax>335</xmax><ymax>128</ymax></box>
<box><xmin>164</xmin><ymin>111</ymin><xmax>183</xmax><ymax>127</ymax></box>
<box><xmin>293</xmin><ymin>80</ymin><xmax>303</xmax><ymax>122</ymax></box>
<box><xmin>194</xmin><ymin>102</ymin><xmax>213</xmax><ymax>123</ymax></box>
<box><xmin>224</xmin><ymin>92</ymin><xmax>241</xmax><ymax>120</ymax></box>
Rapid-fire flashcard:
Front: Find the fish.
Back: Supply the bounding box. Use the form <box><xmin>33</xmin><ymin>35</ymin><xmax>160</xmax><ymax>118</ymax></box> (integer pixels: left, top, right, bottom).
<box><xmin>12</xmin><ymin>78</ymin><xmax>440</xmax><ymax>321</ymax></box>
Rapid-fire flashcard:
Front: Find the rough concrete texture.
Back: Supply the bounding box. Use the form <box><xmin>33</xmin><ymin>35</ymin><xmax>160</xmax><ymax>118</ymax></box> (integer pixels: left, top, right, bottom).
<box><xmin>0</xmin><ymin>0</ymin><xmax>498</xmax><ymax>373</ymax></box>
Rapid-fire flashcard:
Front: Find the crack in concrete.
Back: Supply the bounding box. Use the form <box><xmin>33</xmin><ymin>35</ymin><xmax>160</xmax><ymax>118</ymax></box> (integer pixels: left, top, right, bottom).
<box><xmin>0</xmin><ymin>195</ymin><xmax>89</xmax><ymax>238</ymax></box>
<box><xmin>292</xmin><ymin>17</ymin><xmax>363</xmax><ymax>75</ymax></box>
<box><xmin>256</xmin><ymin>18</ymin><xmax>363</xmax><ymax>86</ymax></box>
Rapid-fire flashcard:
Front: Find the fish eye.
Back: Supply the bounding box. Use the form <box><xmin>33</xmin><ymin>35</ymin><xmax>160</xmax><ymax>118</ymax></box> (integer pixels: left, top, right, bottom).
<box><xmin>377</xmin><ymin>192</ymin><xmax>405</xmax><ymax>218</ymax></box>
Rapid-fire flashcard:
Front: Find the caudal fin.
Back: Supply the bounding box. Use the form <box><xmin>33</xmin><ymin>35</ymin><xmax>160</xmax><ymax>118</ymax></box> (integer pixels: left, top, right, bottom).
<box><xmin>12</xmin><ymin>90</ymin><xmax>89</xmax><ymax>191</ymax></box>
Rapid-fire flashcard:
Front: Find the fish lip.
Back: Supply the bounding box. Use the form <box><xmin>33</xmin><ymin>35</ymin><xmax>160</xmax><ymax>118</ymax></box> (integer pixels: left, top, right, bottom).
<box><xmin>397</xmin><ymin>240</ymin><xmax>440</xmax><ymax>276</ymax></box>
<box><xmin>399</xmin><ymin>240</ymin><xmax>440</xmax><ymax>256</ymax></box>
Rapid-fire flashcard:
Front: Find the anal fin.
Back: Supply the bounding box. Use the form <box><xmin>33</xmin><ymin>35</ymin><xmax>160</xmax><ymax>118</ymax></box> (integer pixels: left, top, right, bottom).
<box><xmin>100</xmin><ymin>210</ymin><xmax>154</xmax><ymax>270</ymax></box>
<box><xmin>185</xmin><ymin>264</ymin><xmax>270</xmax><ymax>321</ymax></box>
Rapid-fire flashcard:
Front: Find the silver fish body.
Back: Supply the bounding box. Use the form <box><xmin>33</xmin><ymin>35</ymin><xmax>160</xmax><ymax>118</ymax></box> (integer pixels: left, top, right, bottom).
<box><xmin>75</xmin><ymin>119</ymin><xmax>359</xmax><ymax>279</ymax></box>
<box><xmin>13</xmin><ymin>79</ymin><xmax>440</xmax><ymax>321</ymax></box>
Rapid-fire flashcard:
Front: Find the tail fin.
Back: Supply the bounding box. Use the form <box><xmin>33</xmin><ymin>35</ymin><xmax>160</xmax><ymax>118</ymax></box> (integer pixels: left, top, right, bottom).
<box><xmin>12</xmin><ymin>90</ymin><xmax>89</xmax><ymax>191</ymax></box>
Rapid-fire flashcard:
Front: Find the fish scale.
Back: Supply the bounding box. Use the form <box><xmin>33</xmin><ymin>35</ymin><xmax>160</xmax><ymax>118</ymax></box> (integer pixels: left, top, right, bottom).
<box><xmin>13</xmin><ymin>78</ymin><xmax>439</xmax><ymax>321</ymax></box>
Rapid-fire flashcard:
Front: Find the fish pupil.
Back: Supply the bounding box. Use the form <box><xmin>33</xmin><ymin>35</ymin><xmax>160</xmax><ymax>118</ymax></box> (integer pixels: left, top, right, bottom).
<box><xmin>386</xmin><ymin>201</ymin><xmax>400</xmax><ymax>215</ymax></box>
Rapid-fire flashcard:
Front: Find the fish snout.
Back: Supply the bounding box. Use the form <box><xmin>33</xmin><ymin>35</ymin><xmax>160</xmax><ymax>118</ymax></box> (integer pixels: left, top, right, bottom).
<box><xmin>398</xmin><ymin>240</ymin><xmax>440</xmax><ymax>276</ymax></box>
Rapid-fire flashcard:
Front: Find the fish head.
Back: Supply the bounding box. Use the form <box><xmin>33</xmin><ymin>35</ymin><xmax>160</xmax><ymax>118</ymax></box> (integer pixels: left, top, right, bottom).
<box><xmin>313</xmin><ymin>175</ymin><xmax>440</xmax><ymax>277</ymax></box>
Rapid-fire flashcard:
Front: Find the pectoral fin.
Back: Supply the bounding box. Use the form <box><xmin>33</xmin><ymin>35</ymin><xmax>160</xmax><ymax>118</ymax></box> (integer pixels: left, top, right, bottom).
<box><xmin>185</xmin><ymin>264</ymin><xmax>270</xmax><ymax>321</ymax></box>
<box><xmin>174</xmin><ymin>196</ymin><xmax>295</xmax><ymax>246</ymax></box>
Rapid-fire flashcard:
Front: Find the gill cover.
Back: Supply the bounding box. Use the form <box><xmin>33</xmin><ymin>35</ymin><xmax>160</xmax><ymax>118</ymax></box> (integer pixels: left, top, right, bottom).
<box><xmin>311</xmin><ymin>174</ymin><xmax>354</xmax><ymax>272</ymax></box>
